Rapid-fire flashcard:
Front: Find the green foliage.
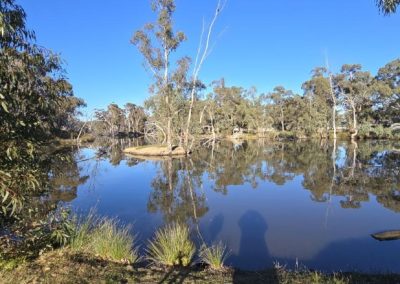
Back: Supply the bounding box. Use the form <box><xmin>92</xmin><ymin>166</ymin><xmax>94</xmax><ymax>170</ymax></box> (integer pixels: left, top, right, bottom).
<box><xmin>70</xmin><ymin>213</ymin><xmax>139</xmax><ymax>264</ymax></box>
<box><xmin>0</xmin><ymin>256</ymin><xmax>25</xmax><ymax>271</ymax></box>
<box><xmin>0</xmin><ymin>1</ymin><xmax>86</xmax><ymax>264</ymax></box>
<box><xmin>89</xmin><ymin>219</ymin><xmax>139</xmax><ymax>263</ymax></box>
<box><xmin>132</xmin><ymin>0</ymin><xmax>189</xmax><ymax>149</ymax></box>
<box><xmin>0</xmin><ymin>0</ymin><xmax>85</xmax><ymax>216</ymax></box>
<box><xmin>358</xmin><ymin>124</ymin><xmax>394</xmax><ymax>139</ymax></box>
<box><xmin>199</xmin><ymin>242</ymin><xmax>229</xmax><ymax>271</ymax></box>
<box><xmin>69</xmin><ymin>212</ymin><xmax>97</xmax><ymax>251</ymax></box>
<box><xmin>147</xmin><ymin>223</ymin><xmax>195</xmax><ymax>267</ymax></box>
<box><xmin>376</xmin><ymin>0</ymin><xmax>400</xmax><ymax>14</ymax></box>
<box><xmin>93</xmin><ymin>103</ymin><xmax>147</xmax><ymax>137</ymax></box>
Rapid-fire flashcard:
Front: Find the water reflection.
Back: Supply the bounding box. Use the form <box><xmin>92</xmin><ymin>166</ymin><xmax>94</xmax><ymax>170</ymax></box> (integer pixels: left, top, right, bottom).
<box><xmin>69</xmin><ymin>138</ymin><xmax>400</xmax><ymax>272</ymax></box>
<box><xmin>147</xmin><ymin>158</ymin><xmax>208</xmax><ymax>224</ymax></box>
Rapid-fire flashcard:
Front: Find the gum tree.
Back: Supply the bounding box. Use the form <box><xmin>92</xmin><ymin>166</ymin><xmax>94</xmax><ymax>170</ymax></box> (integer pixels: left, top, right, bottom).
<box><xmin>132</xmin><ymin>0</ymin><xmax>186</xmax><ymax>152</ymax></box>
<box><xmin>376</xmin><ymin>0</ymin><xmax>400</xmax><ymax>14</ymax></box>
<box><xmin>337</xmin><ymin>64</ymin><xmax>374</xmax><ymax>140</ymax></box>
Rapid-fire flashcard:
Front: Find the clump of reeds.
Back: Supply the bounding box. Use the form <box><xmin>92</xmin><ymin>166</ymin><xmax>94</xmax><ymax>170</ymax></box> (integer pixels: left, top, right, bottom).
<box><xmin>69</xmin><ymin>212</ymin><xmax>139</xmax><ymax>264</ymax></box>
<box><xmin>146</xmin><ymin>223</ymin><xmax>195</xmax><ymax>267</ymax></box>
<box><xmin>199</xmin><ymin>242</ymin><xmax>230</xmax><ymax>271</ymax></box>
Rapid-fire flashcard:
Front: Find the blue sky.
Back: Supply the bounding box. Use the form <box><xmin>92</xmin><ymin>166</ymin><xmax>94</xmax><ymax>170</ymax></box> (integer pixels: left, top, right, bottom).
<box><xmin>18</xmin><ymin>0</ymin><xmax>400</xmax><ymax>115</ymax></box>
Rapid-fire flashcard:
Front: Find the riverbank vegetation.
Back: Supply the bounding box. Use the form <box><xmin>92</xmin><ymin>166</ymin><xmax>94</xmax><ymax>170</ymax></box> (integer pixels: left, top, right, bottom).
<box><xmin>1</xmin><ymin>0</ymin><xmax>400</xmax><ymax>282</ymax></box>
<box><xmin>4</xmin><ymin>248</ymin><xmax>400</xmax><ymax>284</ymax></box>
<box><xmin>6</xmin><ymin>247</ymin><xmax>396</xmax><ymax>284</ymax></box>
<box><xmin>2</xmin><ymin>214</ymin><xmax>400</xmax><ymax>283</ymax></box>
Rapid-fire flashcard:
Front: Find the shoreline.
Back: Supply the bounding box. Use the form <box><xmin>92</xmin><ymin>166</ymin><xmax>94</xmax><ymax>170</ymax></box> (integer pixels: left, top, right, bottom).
<box><xmin>2</xmin><ymin>249</ymin><xmax>400</xmax><ymax>283</ymax></box>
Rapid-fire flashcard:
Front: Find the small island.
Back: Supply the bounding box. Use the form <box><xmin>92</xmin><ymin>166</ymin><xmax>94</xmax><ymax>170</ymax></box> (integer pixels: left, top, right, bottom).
<box><xmin>123</xmin><ymin>145</ymin><xmax>187</xmax><ymax>156</ymax></box>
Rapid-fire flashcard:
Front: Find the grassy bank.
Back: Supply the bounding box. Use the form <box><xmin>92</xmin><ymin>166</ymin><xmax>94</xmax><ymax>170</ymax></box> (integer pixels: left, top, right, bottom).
<box><xmin>2</xmin><ymin>249</ymin><xmax>400</xmax><ymax>284</ymax></box>
<box><xmin>2</xmin><ymin>217</ymin><xmax>400</xmax><ymax>284</ymax></box>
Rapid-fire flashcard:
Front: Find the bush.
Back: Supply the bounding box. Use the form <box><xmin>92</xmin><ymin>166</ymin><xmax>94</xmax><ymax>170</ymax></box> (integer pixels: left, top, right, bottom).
<box><xmin>358</xmin><ymin>124</ymin><xmax>393</xmax><ymax>139</ymax></box>
<box><xmin>277</xmin><ymin>131</ymin><xmax>296</xmax><ymax>140</ymax></box>
<box><xmin>147</xmin><ymin>223</ymin><xmax>195</xmax><ymax>267</ymax></box>
<box><xmin>199</xmin><ymin>242</ymin><xmax>229</xmax><ymax>271</ymax></box>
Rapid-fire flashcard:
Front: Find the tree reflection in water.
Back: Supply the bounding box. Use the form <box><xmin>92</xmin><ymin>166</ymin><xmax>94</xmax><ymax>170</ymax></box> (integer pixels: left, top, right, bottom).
<box><xmin>141</xmin><ymin>139</ymin><xmax>400</xmax><ymax>225</ymax></box>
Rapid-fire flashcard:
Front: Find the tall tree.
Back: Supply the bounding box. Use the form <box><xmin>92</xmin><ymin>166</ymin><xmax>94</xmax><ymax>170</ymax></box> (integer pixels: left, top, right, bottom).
<box><xmin>267</xmin><ymin>86</ymin><xmax>294</xmax><ymax>131</ymax></box>
<box><xmin>337</xmin><ymin>64</ymin><xmax>374</xmax><ymax>140</ymax></box>
<box><xmin>124</xmin><ymin>103</ymin><xmax>147</xmax><ymax>134</ymax></box>
<box><xmin>183</xmin><ymin>1</ymin><xmax>223</xmax><ymax>152</ymax></box>
<box><xmin>302</xmin><ymin>67</ymin><xmax>335</xmax><ymax>138</ymax></box>
<box><xmin>132</xmin><ymin>0</ymin><xmax>186</xmax><ymax>152</ymax></box>
<box><xmin>374</xmin><ymin>59</ymin><xmax>400</xmax><ymax>124</ymax></box>
<box><xmin>1</xmin><ymin>0</ymin><xmax>84</xmax><ymax>219</ymax></box>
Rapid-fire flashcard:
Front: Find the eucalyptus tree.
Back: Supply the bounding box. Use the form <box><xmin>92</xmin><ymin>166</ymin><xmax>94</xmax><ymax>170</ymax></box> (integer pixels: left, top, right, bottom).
<box><xmin>183</xmin><ymin>1</ymin><xmax>223</xmax><ymax>152</ymax></box>
<box><xmin>132</xmin><ymin>0</ymin><xmax>223</xmax><ymax>152</ymax></box>
<box><xmin>336</xmin><ymin>64</ymin><xmax>374</xmax><ymax>140</ymax></box>
<box><xmin>210</xmin><ymin>79</ymin><xmax>248</xmax><ymax>134</ymax></box>
<box><xmin>302</xmin><ymin>67</ymin><xmax>338</xmax><ymax>138</ymax></box>
<box><xmin>376</xmin><ymin>0</ymin><xmax>400</xmax><ymax>14</ymax></box>
<box><xmin>1</xmin><ymin>0</ymin><xmax>84</xmax><ymax>217</ymax></box>
<box><xmin>267</xmin><ymin>86</ymin><xmax>294</xmax><ymax>131</ymax></box>
<box><xmin>124</xmin><ymin>103</ymin><xmax>147</xmax><ymax>134</ymax></box>
<box><xmin>132</xmin><ymin>0</ymin><xmax>186</xmax><ymax>152</ymax></box>
<box><xmin>107</xmin><ymin>103</ymin><xmax>125</xmax><ymax>135</ymax></box>
<box><xmin>374</xmin><ymin>59</ymin><xmax>400</xmax><ymax>124</ymax></box>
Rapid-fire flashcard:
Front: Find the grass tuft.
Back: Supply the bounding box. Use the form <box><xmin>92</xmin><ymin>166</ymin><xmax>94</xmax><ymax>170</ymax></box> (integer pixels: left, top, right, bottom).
<box><xmin>90</xmin><ymin>219</ymin><xmax>139</xmax><ymax>264</ymax></box>
<box><xmin>70</xmin><ymin>211</ymin><xmax>97</xmax><ymax>251</ymax></box>
<box><xmin>69</xmin><ymin>213</ymin><xmax>139</xmax><ymax>264</ymax></box>
<box><xmin>199</xmin><ymin>242</ymin><xmax>230</xmax><ymax>271</ymax></box>
<box><xmin>147</xmin><ymin>223</ymin><xmax>195</xmax><ymax>267</ymax></box>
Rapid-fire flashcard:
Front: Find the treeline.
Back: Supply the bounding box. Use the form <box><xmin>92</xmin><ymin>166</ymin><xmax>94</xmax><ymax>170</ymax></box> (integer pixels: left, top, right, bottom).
<box><xmin>127</xmin><ymin>0</ymin><xmax>400</xmax><ymax>152</ymax></box>
<box><xmin>195</xmin><ymin>60</ymin><xmax>400</xmax><ymax>139</ymax></box>
<box><xmin>91</xmin><ymin>103</ymin><xmax>146</xmax><ymax>137</ymax></box>
<box><xmin>123</xmin><ymin>59</ymin><xmax>399</xmax><ymax>142</ymax></box>
<box><xmin>94</xmin><ymin>60</ymin><xmax>400</xmax><ymax>142</ymax></box>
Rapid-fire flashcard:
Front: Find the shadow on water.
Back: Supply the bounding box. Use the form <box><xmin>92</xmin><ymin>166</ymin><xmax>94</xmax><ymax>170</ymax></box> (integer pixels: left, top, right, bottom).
<box><xmin>229</xmin><ymin>210</ymin><xmax>278</xmax><ymax>283</ymax></box>
<box><xmin>302</xmin><ymin>236</ymin><xmax>400</xmax><ymax>273</ymax></box>
<box><xmin>230</xmin><ymin>210</ymin><xmax>272</xmax><ymax>270</ymax></box>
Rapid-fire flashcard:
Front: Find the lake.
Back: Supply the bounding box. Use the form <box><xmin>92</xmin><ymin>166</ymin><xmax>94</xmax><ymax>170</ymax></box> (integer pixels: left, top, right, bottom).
<box><xmin>55</xmin><ymin>139</ymin><xmax>400</xmax><ymax>272</ymax></box>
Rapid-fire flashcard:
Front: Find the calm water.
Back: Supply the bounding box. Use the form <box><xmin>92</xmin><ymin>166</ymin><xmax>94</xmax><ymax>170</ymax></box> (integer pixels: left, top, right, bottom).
<box><xmin>59</xmin><ymin>139</ymin><xmax>400</xmax><ymax>272</ymax></box>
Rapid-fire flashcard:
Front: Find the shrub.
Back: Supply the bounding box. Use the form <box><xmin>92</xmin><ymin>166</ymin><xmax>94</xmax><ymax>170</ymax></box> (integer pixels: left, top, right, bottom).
<box><xmin>358</xmin><ymin>124</ymin><xmax>393</xmax><ymax>139</ymax></box>
<box><xmin>147</xmin><ymin>223</ymin><xmax>195</xmax><ymax>267</ymax></box>
<box><xmin>199</xmin><ymin>242</ymin><xmax>229</xmax><ymax>271</ymax></box>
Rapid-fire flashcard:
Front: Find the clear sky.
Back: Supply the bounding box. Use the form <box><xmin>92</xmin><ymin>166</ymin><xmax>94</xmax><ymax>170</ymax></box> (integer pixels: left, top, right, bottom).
<box><xmin>18</xmin><ymin>0</ymin><xmax>400</xmax><ymax>115</ymax></box>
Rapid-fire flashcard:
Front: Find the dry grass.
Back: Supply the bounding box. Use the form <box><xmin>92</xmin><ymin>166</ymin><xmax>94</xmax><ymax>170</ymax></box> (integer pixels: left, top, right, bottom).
<box><xmin>2</xmin><ymin>249</ymin><xmax>400</xmax><ymax>284</ymax></box>
<box><xmin>199</xmin><ymin>242</ymin><xmax>230</xmax><ymax>271</ymax></box>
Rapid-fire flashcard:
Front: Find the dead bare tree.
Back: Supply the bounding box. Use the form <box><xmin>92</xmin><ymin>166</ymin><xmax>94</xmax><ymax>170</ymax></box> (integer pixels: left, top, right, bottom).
<box><xmin>184</xmin><ymin>0</ymin><xmax>225</xmax><ymax>154</ymax></box>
